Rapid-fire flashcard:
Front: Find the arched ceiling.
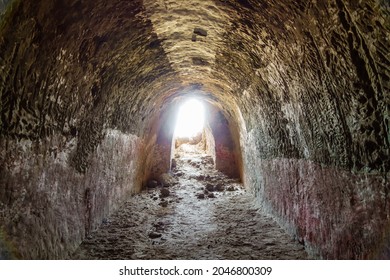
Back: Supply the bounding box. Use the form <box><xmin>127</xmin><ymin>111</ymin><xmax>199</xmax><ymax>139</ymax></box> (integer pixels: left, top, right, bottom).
<box><xmin>0</xmin><ymin>0</ymin><xmax>388</xmax><ymax>169</ymax></box>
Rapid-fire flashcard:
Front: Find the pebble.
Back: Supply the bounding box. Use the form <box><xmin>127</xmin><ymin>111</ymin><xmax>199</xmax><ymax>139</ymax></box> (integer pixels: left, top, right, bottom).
<box><xmin>205</xmin><ymin>184</ymin><xmax>214</xmax><ymax>192</ymax></box>
<box><xmin>197</xmin><ymin>193</ymin><xmax>205</xmax><ymax>199</ymax></box>
<box><xmin>215</xmin><ymin>184</ymin><xmax>224</xmax><ymax>192</ymax></box>
<box><xmin>148</xmin><ymin>232</ymin><xmax>162</xmax><ymax>239</ymax></box>
<box><xmin>160</xmin><ymin>188</ymin><xmax>170</xmax><ymax>198</ymax></box>
<box><xmin>159</xmin><ymin>201</ymin><xmax>168</xmax><ymax>207</ymax></box>
<box><xmin>147</xmin><ymin>180</ymin><xmax>158</xmax><ymax>188</ymax></box>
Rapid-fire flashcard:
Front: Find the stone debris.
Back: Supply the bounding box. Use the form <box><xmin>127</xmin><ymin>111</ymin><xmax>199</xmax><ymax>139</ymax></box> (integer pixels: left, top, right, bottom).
<box><xmin>215</xmin><ymin>183</ymin><xmax>224</xmax><ymax>192</ymax></box>
<box><xmin>205</xmin><ymin>184</ymin><xmax>214</xmax><ymax>192</ymax></box>
<box><xmin>147</xmin><ymin>180</ymin><xmax>158</xmax><ymax>188</ymax></box>
<box><xmin>159</xmin><ymin>201</ymin><xmax>168</xmax><ymax>207</ymax></box>
<box><xmin>148</xmin><ymin>232</ymin><xmax>162</xmax><ymax>239</ymax></box>
<box><xmin>208</xmin><ymin>193</ymin><xmax>216</xmax><ymax>198</ymax></box>
<box><xmin>160</xmin><ymin>188</ymin><xmax>170</xmax><ymax>198</ymax></box>
<box><xmin>197</xmin><ymin>193</ymin><xmax>205</xmax><ymax>199</ymax></box>
<box><xmin>158</xmin><ymin>173</ymin><xmax>176</xmax><ymax>187</ymax></box>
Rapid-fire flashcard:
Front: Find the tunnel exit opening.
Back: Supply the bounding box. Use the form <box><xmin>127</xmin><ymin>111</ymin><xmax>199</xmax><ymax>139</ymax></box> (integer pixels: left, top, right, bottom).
<box><xmin>172</xmin><ymin>98</ymin><xmax>212</xmax><ymax>160</ymax></box>
<box><xmin>174</xmin><ymin>98</ymin><xmax>205</xmax><ymax>138</ymax></box>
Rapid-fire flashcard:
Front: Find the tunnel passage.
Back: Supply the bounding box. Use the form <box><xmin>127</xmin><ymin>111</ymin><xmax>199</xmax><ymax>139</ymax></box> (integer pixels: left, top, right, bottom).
<box><xmin>0</xmin><ymin>0</ymin><xmax>389</xmax><ymax>259</ymax></box>
<box><xmin>149</xmin><ymin>96</ymin><xmax>242</xmax><ymax>183</ymax></box>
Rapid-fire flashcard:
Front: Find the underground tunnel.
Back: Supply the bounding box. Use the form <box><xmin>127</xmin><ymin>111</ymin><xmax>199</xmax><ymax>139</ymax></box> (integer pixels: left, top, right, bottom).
<box><xmin>0</xmin><ymin>0</ymin><xmax>389</xmax><ymax>259</ymax></box>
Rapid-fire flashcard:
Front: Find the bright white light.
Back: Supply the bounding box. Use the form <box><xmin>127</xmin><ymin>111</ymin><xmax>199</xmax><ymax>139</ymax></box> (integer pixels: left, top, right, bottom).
<box><xmin>174</xmin><ymin>99</ymin><xmax>204</xmax><ymax>138</ymax></box>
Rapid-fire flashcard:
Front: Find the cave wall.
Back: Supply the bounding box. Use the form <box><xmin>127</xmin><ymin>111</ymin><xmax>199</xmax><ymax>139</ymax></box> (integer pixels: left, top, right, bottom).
<box><xmin>205</xmin><ymin>104</ymin><xmax>241</xmax><ymax>178</ymax></box>
<box><xmin>0</xmin><ymin>0</ymin><xmax>12</xmax><ymax>17</ymax></box>
<box><xmin>149</xmin><ymin>104</ymin><xmax>179</xmax><ymax>180</ymax></box>
<box><xmin>0</xmin><ymin>0</ymin><xmax>177</xmax><ymax>259</ymax></box>
<box><xmin>0</xmin><ymin>130</ymin><xmax>143</xmax><ymax>259</ymax></box>
<box><xmin>202</xmin><ymin>122</ymin><xmax>216</xmax><ymax>165</ymax></box>
<box><xmin>224</xmin><ymin>0</ymin><xmax>390</xmax><ymax>259</ymax></box>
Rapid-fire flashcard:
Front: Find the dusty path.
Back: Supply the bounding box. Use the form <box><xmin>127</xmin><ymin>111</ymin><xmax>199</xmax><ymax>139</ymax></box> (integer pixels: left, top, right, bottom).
<box><xmin>72</xmin><ymin>146</ymin><xmax>307</xmax><ymax>259</ymax></box>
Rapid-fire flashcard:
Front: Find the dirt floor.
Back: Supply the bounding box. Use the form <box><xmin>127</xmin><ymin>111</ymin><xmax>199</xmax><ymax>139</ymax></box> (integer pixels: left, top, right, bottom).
<box><xmin>72</xmin><ymin>144</ymin><xmax>308</xmax><ymax>260</ymax></box>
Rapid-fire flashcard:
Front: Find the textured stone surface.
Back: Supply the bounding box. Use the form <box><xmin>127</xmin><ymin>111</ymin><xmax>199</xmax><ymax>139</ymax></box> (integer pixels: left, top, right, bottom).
<box><xmin>202</xmin><ymin>123</ymin><xmax>216</xmax><ymax>165</ymax></box>
<box><xmin>0</xmin><ymin>0</ymin><xmax>11</xmax><ymax>16</ymax></box>
<box><xmin>206</xmin><ymin>105</ymin><xmax>241</xmax><ymax>178</ymax></box>
<box><xmin>245</xmin><ymin>157</ymin><xmax>389</xmax><ymax>259</ymax></box>
<box><xmin>0</xmin><ymin>129</ymin><xmax>143</xmax><ymax>258</ymax></box>
<box><xmin>0</xmin><ymin>0</ymin><xmax>389</xmax><ymax>259</ymax></box>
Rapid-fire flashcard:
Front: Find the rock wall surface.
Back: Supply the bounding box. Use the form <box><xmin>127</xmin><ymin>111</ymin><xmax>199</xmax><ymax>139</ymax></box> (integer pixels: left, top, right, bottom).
<box><xmin>206</xmin><ymin>105</ymin><xmax>241</xmax><ymax>178</ymax></box>
<box><xmin>0</xmin><ymin>0</ymin><xmax>12</xmax><ymax>17</ymax></box>
<box><xmin>203</xmin><ymin>123</ymin><xmax>216</xmax><ymax>165</ymax></box>
<box><xmin>233</xmin><ymin>0</ymin><xmax>390</xmax><ymax>258</ymax></box>
<box><xmin>0</xmin><ymin>130</ymin><xmax>143</xmax><ymax>259</ymax></box>
<box><xmin>0</xmin><ymin>0</ymin><xmax>389</xmax><ymax>259</ymax></box>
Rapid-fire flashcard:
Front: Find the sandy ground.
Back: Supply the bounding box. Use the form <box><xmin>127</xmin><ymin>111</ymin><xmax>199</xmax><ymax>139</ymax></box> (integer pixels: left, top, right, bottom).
<box><xmin>72</xmin><ymin>145</ymin><xmax>307</xmax><ymax>259</ymax></box>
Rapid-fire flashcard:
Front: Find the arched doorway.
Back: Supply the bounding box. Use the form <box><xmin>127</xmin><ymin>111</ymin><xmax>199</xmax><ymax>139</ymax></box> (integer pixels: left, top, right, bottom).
<box><xmin>147</xmin><ymin>96</ymin><xmax>242</xmax><ymax>186</ymax></box>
